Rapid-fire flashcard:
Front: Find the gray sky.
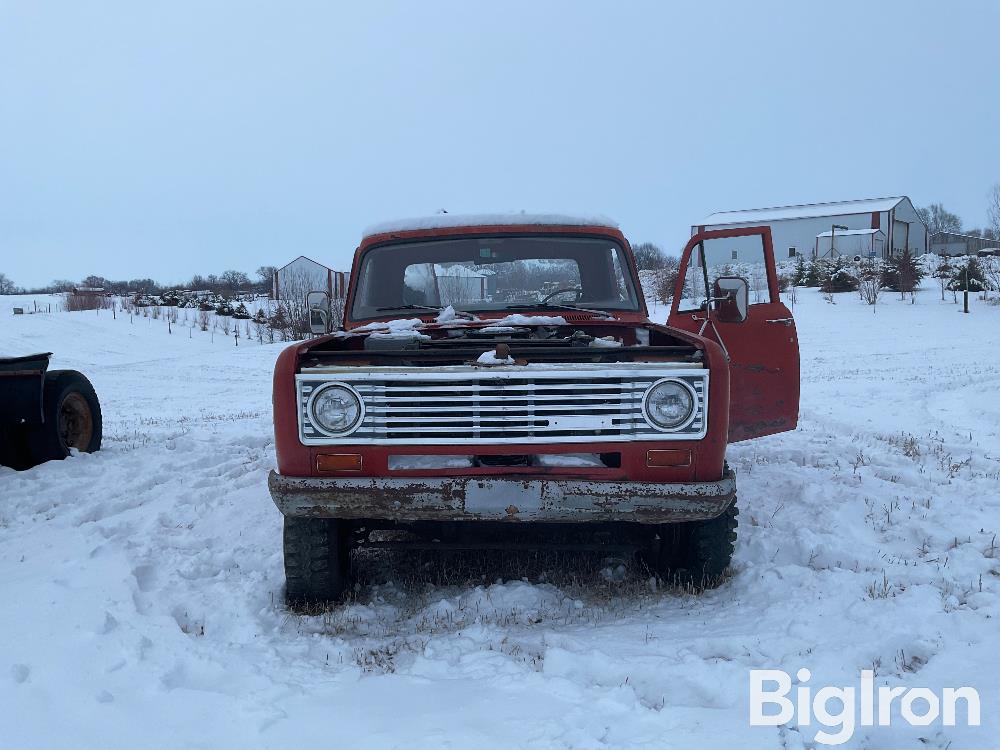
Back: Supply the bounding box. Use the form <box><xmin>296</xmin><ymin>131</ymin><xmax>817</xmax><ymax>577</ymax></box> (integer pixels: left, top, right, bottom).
<box><xmin>1</xmin><ymin>1</ymin><xmax>997</xmax><ymax>288</ymax></box>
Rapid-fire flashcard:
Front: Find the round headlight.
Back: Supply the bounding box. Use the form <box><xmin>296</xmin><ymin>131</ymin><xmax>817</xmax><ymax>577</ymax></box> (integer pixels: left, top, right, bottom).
<box><xmin>643</xmin><ymin>379</ymin><xmax>696</xmax><ymax>431</ymax></box>
<box><xmin>309</xmin><ymin>384</ymin><xmax>362</xmax><ymax>435</ymax></box>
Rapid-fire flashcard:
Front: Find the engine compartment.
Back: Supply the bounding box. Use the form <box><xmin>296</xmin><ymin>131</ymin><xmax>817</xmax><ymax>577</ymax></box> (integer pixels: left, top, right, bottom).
<box><xmin>299</xmin><ymin>322</ymin><xmax>702</xmax><ymax>368</ymax></box>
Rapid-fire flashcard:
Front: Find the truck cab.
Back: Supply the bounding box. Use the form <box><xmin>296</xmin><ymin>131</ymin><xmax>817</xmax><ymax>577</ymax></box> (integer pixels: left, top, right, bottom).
<box><xmin>268</xmin><ymin>214</ymin><xmax>799</xmax><ymax>605</ymax></box>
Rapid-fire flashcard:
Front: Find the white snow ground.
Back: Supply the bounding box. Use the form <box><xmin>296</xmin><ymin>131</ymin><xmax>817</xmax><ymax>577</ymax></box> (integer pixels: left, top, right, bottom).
<box><xmin>2</xmin><ymin>286</ymin><xmax>999</xmax><ymax>749</ymax></box>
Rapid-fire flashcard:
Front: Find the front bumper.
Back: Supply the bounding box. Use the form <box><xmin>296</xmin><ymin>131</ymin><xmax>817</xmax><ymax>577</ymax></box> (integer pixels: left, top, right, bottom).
<box><xmin>268</xmin><ymin>469</ymin><xmax>736</xmax><ymax>524</ymax></box>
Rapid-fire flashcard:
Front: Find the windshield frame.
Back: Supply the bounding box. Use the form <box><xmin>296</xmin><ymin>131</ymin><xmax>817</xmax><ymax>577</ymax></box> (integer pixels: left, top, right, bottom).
<box><xmin>346</xmin><ymin>231</ymin><xmax>645</xmax><ymax>325</ymax></box>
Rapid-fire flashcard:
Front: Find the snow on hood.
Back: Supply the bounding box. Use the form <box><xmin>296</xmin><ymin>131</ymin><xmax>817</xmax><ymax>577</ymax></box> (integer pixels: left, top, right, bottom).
<box><xmin>475</xmin><ymin>350</ymin><xmax>515</xmax><ymax>366</ymax></box>
<box><xmin>352</xmin><ymin>318</ymin><xmax>425</xmax><ymax>334</ymax></box>
<box><xmin>493</xmin><ymin>314</ymin><xmax>567</xmax><ymax>326</ymax></box>
<box><xmin>363</xmin><ymin>212</ymin><xmax>619</xmax><ymax>238</ymax></box>
<box><xmin>349</xmin><ymin>312</ymin><xmax>567</xmax><ymax>336</ymax></box>
<box><xmin>434</xmin><ymin>305</ymin><xmax>474</xmax><ymax>323</ymax></box>
<box><xmin>589</xmin><ymin>336</ymin><xmax>623</xmax><ymax>348</ymax></box>
<box><xmin>367</xmin><ymin>329</ymin><xmax>431</xmax><ymax>341</ymax></box>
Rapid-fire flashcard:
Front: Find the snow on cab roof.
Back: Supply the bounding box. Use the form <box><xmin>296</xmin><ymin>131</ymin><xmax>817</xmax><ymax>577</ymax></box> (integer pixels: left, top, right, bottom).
<box><xmin>701</xmin><ymin>197</ymin><xmax>907</xmax><ymax>226</ymax></box>
<box><xmin>363</xmin><ymin>212</ymin><xmax>619</xmax><ymax>238</ymax></box>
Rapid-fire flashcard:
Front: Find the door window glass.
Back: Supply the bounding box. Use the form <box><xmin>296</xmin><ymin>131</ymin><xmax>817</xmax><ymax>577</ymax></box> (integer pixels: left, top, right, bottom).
<box><xmin>677</xmin><ymin>234</ymin><xmax>772</xmax><ymax>312</ymax></box>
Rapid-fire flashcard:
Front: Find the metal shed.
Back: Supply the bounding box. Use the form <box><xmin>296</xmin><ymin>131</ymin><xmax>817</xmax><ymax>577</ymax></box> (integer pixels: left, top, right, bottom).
<box><xmin>815</xmin><ymin>228</ymin><xmax>886</xmax><ymax>259</ymax></box>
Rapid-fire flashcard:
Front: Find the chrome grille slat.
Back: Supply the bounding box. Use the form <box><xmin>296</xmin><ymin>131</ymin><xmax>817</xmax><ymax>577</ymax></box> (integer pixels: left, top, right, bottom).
<box><xmin>356</xmin><ymin>393</ymin><xmax>647</xmax><ymax>403</ymax></box>
<box><xmin>352</xmin><ymin>385</ymin><xmax>654</xmax><ymax>395</ymax></box>
<box><xmin>297</xmin><ymin>365</ymin><xmax>707</xmax><ymax>445</ymax></box>
<box><xmin>366</xmin><ymin>406</ymin><xmax>641</xmax><ymax>414</ymax></box>
<box><xmin>366</xmin><ymin>415</ymin><xmax>636</xmax><ymax>424</ymax></box>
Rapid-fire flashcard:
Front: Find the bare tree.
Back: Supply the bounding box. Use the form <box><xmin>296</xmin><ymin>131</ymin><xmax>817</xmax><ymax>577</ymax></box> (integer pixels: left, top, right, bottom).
<box><xmin>933</xmin><ymin>256</ymin><xmax>953</xmax><ymax>301</ymax></box>
<box><xmin>988</xmin><ymin>184</ymin><xmax>1000</xmax><ymax>240</ymax></box>
<box><xmin>255</xmin><ymin>266</ymin><xmax>277</xmax><ymax>293</ymax></box>
<box><xmin>632</xmin><ymin>242</ymin><xmax>668</xmax><ymax>271</ymax></box>
<box><xmin>64</xmin><ymin>294</ymin><xmax>112</xmax><ymax>312</ymax></box>
<box><xmin>436</xmin><ymin>271</ymin><xmax>480</xmax><ymax>306</ymax></box>
<box><xmin>80</xmin><ymin>275</ymin><xmax>110</xmax><ymax>289</ymax></box>
<box><xmin>646</xmin><ymin>257</ymin><xmax>681</xmax><ymax>304</ymax></box>
<box><xmin>220</xmin><ymin>270</ymin><xmax>251</xmax><ymax>295</ymax></box>
<box><xmin>274</xmin><ymin>266</ymin><xmax>327</xmax><ymax>338</ymax></box>
<box><xmin>749</xmin><ymin>265</ymin><xmax>767</xmax><ymax>304</ymax></box>
<box><xmin>857</xmin><ymin>258</ymin><xmax>884</xmax><ymax>306</ymax></box>
<box><xmin>0</xmin><ymin>272</ymin><xmax>16</xmax><ymax>294</ymax></box>
<box><xmin>917</xmin><ymin>203</ymin><xmax>962</xmax><ymax>234</ymax></box>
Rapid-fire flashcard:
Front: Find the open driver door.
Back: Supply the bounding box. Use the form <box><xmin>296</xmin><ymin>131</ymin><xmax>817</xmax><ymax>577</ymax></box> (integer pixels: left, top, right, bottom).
<box><xmin>667</xmin><ymin>226</ymin><xmax>799</xmax><ymax>442</ymax></box>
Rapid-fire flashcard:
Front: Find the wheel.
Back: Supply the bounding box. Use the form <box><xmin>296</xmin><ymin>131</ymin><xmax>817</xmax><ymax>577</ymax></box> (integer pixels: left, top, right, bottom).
<box><xmin>283</xmin><ymin>517</ymin><xmax>352</xmax><ymax>607</ymax></box>
<box><xmin>26</xmin><ymin>370</ymin><xmax>102</xmax><ymax>465</ymax></box>
<box><xmin>644</xmin><ymin>499</ymin><xmax>738</xmax><ymax>589</ymax></box>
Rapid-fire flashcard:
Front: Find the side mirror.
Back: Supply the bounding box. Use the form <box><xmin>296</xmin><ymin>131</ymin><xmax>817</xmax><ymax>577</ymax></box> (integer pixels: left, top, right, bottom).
<box><xmin>306</xmin><ymin>290</ymin><xmax>331</xmax><ymax>335</ymax></box>
<box><xmin>711</xmin><ymin>277</ymin><xmax>749</xmax><ymax>323</ymax></box>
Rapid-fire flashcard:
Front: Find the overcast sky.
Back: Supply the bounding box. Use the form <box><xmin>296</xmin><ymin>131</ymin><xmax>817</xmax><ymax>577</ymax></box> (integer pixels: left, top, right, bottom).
<box><xmin>1</xmin><ymin>1</ymin><xmax>998</xmax><ymax>288</ymax></box>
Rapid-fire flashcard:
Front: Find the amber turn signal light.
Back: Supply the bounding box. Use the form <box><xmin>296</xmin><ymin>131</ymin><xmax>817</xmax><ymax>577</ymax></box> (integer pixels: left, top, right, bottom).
<box><xmin>646</xmin><ymin>449</ymin><xmax>691</xmax><ymax>467</ymax></box>
<box><xmin>316</xmin><ymin>453</ymin><xmax>363</xmax><ymax>472</ymax></box>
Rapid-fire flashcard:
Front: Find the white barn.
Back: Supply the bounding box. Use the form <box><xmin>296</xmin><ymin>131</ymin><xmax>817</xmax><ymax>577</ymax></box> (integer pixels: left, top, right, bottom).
<box><xmin>272</xmin><ymin>256</ymin><xmax>349</xmax><ymax>302</ymax></box>
<box><xmin>694</xmin><ymin>196</ymin><xmax>927</xmax><ymax>260</ymax></box>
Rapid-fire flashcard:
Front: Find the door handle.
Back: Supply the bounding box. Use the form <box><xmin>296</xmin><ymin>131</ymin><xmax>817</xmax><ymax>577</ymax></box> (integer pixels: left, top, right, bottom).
<box><xmin>765</xmin><ymin>318</ymin><xmax>794</xmax><ymax>326</ymax></box>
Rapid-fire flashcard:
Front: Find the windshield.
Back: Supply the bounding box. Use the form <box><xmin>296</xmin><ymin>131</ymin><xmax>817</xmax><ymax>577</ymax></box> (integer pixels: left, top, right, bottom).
<box><xmin>350</xmin><ymin>235</ymin><xmax>641</xmax><ymax>321</ymax></box>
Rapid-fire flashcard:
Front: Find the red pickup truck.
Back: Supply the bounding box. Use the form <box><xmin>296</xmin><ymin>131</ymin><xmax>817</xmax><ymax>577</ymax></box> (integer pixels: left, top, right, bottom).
<box><xmin>269</xmin><ymin>214</ymin><xmax>799</xmax><ymax>605</ymax></box>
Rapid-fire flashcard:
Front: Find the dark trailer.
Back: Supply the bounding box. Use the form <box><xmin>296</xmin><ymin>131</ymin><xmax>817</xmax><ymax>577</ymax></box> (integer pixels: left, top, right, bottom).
<box><xmin>0</xmin><ymin>353</ymin><xmax>102</xmax><ymax>470</ymax></box>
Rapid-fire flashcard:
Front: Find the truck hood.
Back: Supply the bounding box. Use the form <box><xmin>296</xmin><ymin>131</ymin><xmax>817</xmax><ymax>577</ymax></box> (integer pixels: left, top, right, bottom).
<box><xmin>298</xmin><ymin>315</ymin><xmax>706</xmax><ymax>368</ymax></box>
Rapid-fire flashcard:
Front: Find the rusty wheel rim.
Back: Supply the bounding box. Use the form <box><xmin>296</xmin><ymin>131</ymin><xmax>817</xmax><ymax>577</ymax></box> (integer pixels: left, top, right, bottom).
<box><xmin>59</xmin><ymin>392</ymin><xmax>94</xmax><ymax>451</ymax></box>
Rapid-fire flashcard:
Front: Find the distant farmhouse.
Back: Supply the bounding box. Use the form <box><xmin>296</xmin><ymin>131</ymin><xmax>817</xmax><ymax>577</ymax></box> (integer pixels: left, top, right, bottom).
<box><xmin>695</xmin><ymin>197</ymin><xmax>928</xmax><ymax>260</ymax></box>
<box><xmin>272</xmin><ymin>256</ymin><xmax>349</xmax><ymax>302</ymax></box>
<box><xmin>928</xmin><ymin>231</ymin><xmax>1000</xmax><ymax>257</ymax></box>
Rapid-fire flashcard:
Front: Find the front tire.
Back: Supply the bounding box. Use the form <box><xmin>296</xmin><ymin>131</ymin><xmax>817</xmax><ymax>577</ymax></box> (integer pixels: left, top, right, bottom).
<box><xmin>26</xmin><ymin>370</ymin><xmax>102</xmax><ymax>465</ymax></box>
<box><xmin>283</xmin><ymin>517</ymin><xmax>352</xmax><ymax>607</ymax></box>
<box><xmin>645</xmin><ymin>499</ymin><xmax>738</xmax><ymax>589</ymax></box>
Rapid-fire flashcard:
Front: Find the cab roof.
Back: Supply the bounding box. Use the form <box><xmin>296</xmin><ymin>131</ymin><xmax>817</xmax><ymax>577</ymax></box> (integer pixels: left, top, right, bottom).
<box><xmin>362</xmin><ymin>212</ymin><xmax>620</xmax><ymax>239</ymax></box>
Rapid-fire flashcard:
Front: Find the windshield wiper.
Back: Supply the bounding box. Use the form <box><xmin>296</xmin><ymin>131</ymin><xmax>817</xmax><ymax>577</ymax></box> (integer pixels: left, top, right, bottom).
<box><xmin>375</xmin><ymin>304</ymin><xmax>441</xmax><ymax>313</ymax></box>
<box><xmin>503</xmin><ymin>302</ymin><xmax>614</xmax><ymax>318</ymax></box>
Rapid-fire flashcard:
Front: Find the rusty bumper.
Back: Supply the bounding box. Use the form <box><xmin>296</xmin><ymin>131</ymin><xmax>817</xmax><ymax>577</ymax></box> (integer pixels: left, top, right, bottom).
<box><xmin>268</xmin><ymin>469</ymin><xmax>736</xmax><ymax>524</ymax></box>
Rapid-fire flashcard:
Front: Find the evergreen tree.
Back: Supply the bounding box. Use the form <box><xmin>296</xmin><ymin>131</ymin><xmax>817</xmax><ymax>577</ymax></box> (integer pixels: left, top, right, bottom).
<box><xmin>803</xmin><ymin>258</ymin><xmax>826</xmax><ymax>287</ymax></box>
<box><xmin>948</xmin><ymin>257</ymin><xmax>987</xmax><ymax>292</ymax></box>
<box><xmin>882</xmin><ymin>248</ymin><xmax>926</xmax><ymax>298</ymax></box>
<box><xmin>820</xmin><ymin>257</ymin><xmax>859</xmax><ymax>293</ymax></box>
<box><xmin>791</xmin><ymin>254</ymin><xmax>808</xmax><ymax>286</ymax></box>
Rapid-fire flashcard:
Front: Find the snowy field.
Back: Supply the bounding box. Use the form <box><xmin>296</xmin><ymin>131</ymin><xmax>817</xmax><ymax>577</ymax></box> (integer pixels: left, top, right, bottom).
<box><xmin>2</xmin><ymin>286</ymin><xmax>999</xmax><ymax>749</ymax></box>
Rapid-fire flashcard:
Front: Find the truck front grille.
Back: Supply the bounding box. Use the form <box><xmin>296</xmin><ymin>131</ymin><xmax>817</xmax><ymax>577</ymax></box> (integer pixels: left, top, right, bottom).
<box><xmin>296</xmin><ymin>365</ymin><xmax>707</xmax><ymax>445</ymax></box>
